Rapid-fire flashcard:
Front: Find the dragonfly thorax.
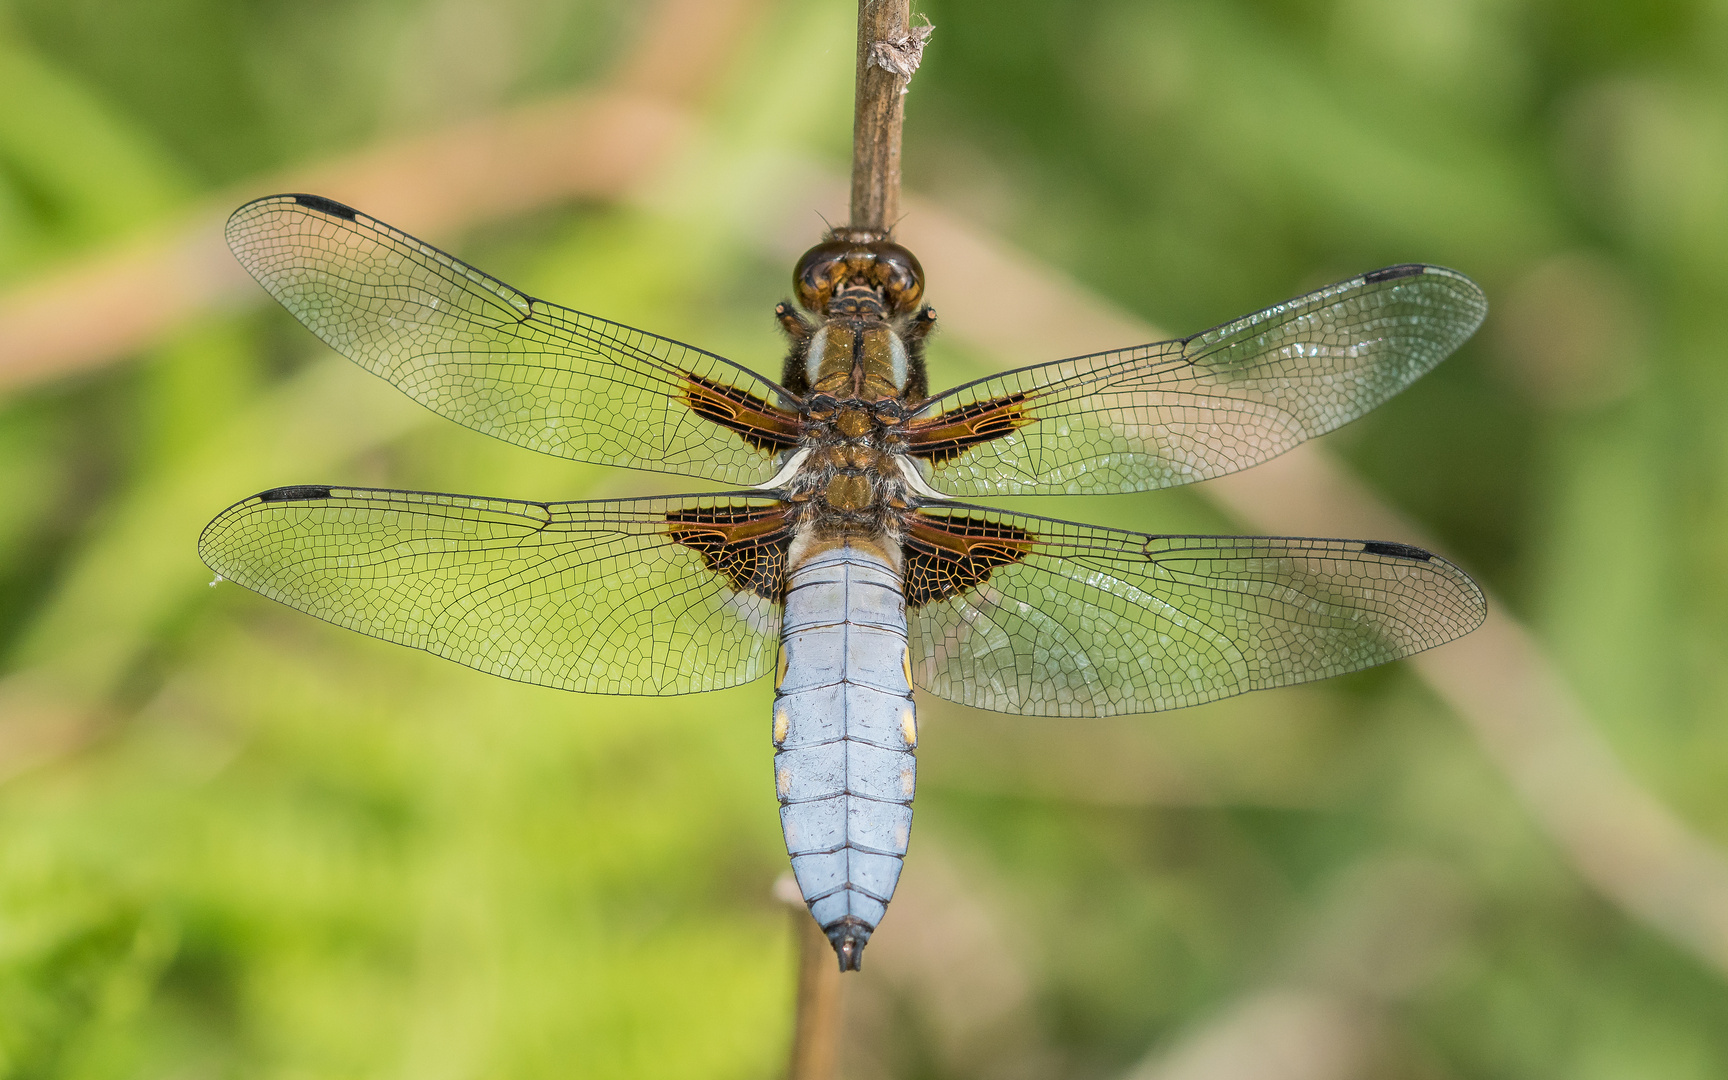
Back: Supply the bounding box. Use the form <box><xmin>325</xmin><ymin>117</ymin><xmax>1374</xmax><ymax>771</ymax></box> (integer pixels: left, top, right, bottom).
<box><xmin>806</xmin><ymin>320</ymin><xmax>908</xmax><ymax>399</ymax></box>
<box><xmin>784</xmin><ymin>396</ymin><xmax>915</xmax><ymax>532</ymax></box>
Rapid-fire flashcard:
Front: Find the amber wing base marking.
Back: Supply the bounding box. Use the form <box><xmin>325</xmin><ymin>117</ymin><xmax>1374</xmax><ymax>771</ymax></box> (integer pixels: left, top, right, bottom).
<box><xmin>904</xmin><ymin>392</ymin><xmax>1035</xmax><ymax>464</ymax></box>
<box><xmin>665</xmin><ymin>505</ymin><xmax>795</xmax><ymax>600</ymax></box>
<box><xmin>681</xmin><ymin>373</ymin><xmax>804</xmax><ymax>453</ymax></box>
<box><xmin>902</xmin><ymin>512</ymin><xmax>1036</xmax><ymax>607</ymax></box>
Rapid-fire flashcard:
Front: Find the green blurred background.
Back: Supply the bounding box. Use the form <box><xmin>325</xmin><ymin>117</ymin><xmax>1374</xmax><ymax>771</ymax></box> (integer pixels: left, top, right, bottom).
<box><xmin>3</xmin><ymin>0</ymin><xmax>1727</xmax><ymax>1076</ymax></box>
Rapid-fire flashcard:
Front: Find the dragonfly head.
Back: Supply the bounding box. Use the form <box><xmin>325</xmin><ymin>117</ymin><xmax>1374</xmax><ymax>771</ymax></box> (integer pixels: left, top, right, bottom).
<box><xmin>794</xmin><ymin>234</ymin><xmax>925</xmax><ymax>319</ymax></box>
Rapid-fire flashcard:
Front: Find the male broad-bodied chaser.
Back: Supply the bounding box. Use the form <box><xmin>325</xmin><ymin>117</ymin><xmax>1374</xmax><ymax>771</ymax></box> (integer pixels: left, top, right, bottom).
<box><xmin>201</xmin><ymin>194</ymin><xmax>1487</xmax><ymax>970</ymax></box>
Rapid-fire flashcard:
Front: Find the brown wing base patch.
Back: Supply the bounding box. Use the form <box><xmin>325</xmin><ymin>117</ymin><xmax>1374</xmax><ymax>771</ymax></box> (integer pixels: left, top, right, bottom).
<box><xmin>682</xmin><ymin>374</ymin><xmax>803</xmax><ymax>453</ymax></box>
<box><xmin>666</xmin><ymin>504</ymin><xmax>794</xmax><ymax>601</ymax></box>
<box><xmin>904</xmin><ymin>392</ymin><xmax>1034</xmax><ymax>464</ymax></box>
<box><xmin>903</xmin><ymin>512</ymin><xmax>1036</xmax><ymax>607</ymax></box>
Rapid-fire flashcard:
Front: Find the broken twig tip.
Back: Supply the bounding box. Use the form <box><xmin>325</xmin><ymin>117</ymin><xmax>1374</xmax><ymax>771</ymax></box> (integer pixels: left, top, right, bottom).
<box><xmin>870</xmin><ymin>16</ymin><xmax>934</xmax><ymax>93</ymax></box>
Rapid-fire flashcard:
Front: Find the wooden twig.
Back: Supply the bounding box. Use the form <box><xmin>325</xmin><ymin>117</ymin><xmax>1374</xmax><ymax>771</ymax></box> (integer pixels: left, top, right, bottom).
<box><xmin>781</xmin><ymin>875</ymin><xmax>842</xmax><ymax>1080</ymax></box>
<box><xmin>849</xmin><ymin>0</ymin><xmax>929</xmax><ymax>234</ymax></box>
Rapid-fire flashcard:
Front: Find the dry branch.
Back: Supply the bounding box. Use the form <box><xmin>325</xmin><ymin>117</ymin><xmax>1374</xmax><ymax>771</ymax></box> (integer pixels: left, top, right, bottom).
<box><xmin>849</xmin><ymin>0</ymin><xmax>921</xmax><ymax>234</ymax></box>
<box><xmin>782</xmin><ymin>875</ymin><xmax>843</xmax><ymax>1080</ymax></box>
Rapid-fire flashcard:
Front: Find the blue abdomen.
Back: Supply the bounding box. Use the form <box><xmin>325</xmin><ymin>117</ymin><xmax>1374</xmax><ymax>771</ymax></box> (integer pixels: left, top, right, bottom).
<box><xmin>774</xmin><ymin>540</ymin><xmax>917</xmax><ymax>970</ymax></box>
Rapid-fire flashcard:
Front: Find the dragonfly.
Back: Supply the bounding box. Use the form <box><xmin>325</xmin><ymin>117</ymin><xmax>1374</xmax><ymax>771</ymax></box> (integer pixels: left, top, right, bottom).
<box><xmin>201</xmin><ymin>193</ymin><xmax>1488</xmax><ymax>971</ymax></box>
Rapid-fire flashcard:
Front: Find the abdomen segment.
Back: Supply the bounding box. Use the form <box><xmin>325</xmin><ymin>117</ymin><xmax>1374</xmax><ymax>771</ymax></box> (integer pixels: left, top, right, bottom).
<box><xmin>774</xmin><ymin>541</ymin><xmax>917</xmax><ymax>970</ymax></box>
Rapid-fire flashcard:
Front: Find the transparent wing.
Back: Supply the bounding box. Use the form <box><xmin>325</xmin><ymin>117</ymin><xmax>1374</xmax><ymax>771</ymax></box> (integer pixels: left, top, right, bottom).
<box><xmin>227</xmin><ymin>195</ymin><xmax>802</xmax><ymax>487</ymax></box>
<box><xmin>906</xmin><ymin>265</ymin><xmax>1487</xmax><ymax>496</ymax></box>
<box><xmin>199</xmin><ymin>485</ymin><xmax>792</xmax><ymax>695</ymax></box>
<box><xmin>903</xmin><ymin>505</ymin><xmax>1485</xmax><ymax>716</ymax></box>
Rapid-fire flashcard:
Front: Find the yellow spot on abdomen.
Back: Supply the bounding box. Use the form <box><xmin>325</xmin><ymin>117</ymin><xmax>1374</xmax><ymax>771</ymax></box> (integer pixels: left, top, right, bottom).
<box><xmin>776</xmin><ymin>648</ymin><xmax>788</xmax><ymax>688</ymax></box>
<box><xmin>776</xmin><ymin>766</ymin><xmax>792</xmax><ymax>800</ymax></box>
<box><xmin>899</xmin><ymin>703</ymin><xmax>917</xmax><ymax>748</ymax></box>
<box><xmin>901</xmin><ymin>646</ymin><xmax>912</xmax><ymax>687</ymax></box>
<box><xmin>773</xmin><ymin>706</ymin><xmax>790</xmax><ymax>747</ymax></box>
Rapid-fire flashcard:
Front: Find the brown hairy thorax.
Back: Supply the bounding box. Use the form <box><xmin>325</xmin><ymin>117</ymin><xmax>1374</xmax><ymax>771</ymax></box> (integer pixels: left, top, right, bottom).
<box><xmin>766</xmin><ymin>234</ymin><xmax>941</xmax><ymax>544</ymax></box>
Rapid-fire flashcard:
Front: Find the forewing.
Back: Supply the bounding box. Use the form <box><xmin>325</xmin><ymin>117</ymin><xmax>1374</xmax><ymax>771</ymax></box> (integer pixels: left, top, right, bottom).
<box><xmin>907</xmin><ymin>265</ymin><xmax>1486</xmax><ymax>496</ymax></box>
<box><xmin>227</xmin><ymin>195</ymin><xmax>801</xmax><ymax>487</ymax></box>
<box><xmin>903</xmin><ymin>506</ymin><xmax>1485</xmax><ymax>716</ymax></box>
<box><xmin>199</xmin><ymin>485</ymin><xmax>792</xmax><ymax>695</ymax></box>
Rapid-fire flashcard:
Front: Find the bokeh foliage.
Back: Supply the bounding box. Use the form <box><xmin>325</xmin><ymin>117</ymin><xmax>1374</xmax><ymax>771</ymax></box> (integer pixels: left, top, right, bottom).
<box><xmin>2</xmin><ymin>0</ymin><xmax>1727</xmax><ymax>1077</ymax></box>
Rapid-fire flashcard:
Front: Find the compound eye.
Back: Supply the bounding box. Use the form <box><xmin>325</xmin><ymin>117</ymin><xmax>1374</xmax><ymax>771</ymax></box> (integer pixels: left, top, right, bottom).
<box><xmin>793</xmin><ymin>237</ymin><xmax>927</xmax><ymax>315</ymax></box>
<box><xmin>868</xmin><ymin>242</ymin><xmax>925</xmax><ymax>314</ymax></box>
<box><xmin>793</xmin><ymin>240</ymin><xmax>853</xmax><ymax>312</ymax></box>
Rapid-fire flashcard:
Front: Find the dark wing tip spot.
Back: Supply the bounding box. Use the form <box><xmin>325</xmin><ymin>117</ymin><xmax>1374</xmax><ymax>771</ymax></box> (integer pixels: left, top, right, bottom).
<box><xmin>1362</xmin><ymin>540</ymin><xmax>1432</xmax><ymax>561</ymax></box>
<box><xmin>259</xmin><ymin>484</ymin><xmax>333</xmax><ymax>503</ymax></box>
<box><xmin>1363</xmin><ymin>264</ymin><xmax>1428</xmax><ymax>284</ymax></box>
<box><xmin>291</xmin><ymin>194</ymin><xmax>359</xmax><ymax>220</ymax></box>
